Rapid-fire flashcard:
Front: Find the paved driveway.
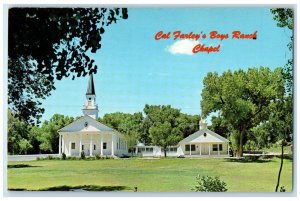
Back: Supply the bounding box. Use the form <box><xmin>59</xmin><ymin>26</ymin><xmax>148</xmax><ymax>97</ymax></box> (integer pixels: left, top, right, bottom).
<box><xmin>7</xmin><ymin>154</ymin><xmax>59</xmax><ymax>162</ymax></box>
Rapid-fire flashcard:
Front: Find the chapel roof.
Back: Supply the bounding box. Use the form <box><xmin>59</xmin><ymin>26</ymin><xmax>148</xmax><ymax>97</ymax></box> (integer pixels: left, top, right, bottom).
<box><xmin>179</xmin><ymin>128</ymin><xmax>230</xmax><ymax>144</ymax></box>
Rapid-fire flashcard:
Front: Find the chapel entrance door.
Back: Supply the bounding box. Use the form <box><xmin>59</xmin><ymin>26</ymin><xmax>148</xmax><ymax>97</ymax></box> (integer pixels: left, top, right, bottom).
<box><xmin>82</xmin><ymin>143</ymin><xmax>89</xmax><ymax>156</ymax></box>
<box><xmin>201</xmin><ymin>144</ymin><xmax>209</xmax><ymax>155</ymax></box>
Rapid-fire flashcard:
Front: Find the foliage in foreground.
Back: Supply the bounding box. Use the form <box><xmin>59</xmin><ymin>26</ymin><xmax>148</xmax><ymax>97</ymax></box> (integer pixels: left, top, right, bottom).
<box><xmin>9</xmin><ymin>8</ymin><xmax>128</xmax><ymax>124</ymax></box>
<box><xmin>193</xmin><ymin>175</ymin><xmax>228</xmax><ymax>192</ymax></box>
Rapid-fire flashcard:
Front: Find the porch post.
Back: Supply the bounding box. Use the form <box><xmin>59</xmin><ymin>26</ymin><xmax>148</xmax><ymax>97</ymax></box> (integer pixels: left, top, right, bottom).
<box><xmin>111</xmin><ymin>134</ymin><xmax>114</xmax><ymax>156</ymax></box>
<box><xmin>208</xmin><ymin>144</ymin><xmax>211</xmax><ymax>156</ymax></box>
<box><xmin>217</xmin><ymin>143</ymin><xmax>220</xmax><ymax>156</ymax></box>
<box><xmin>190</xmin><ymin>144</ymin><xmax>191</xmax><ymax>155</ymax></box>
<box><xmin>227</xmin><ymin>143</ymin><xmax>230</xmax><ymax>156</ymax></box>
<box><xmin>199</xmin><ymin>144</ymin><xmax>202</xmax><ymax>156</ymax></box>
<box><xmin>69</xmin><ymin>140</ymin><xmax>71</xmax><ymax>156</ymax></box>
<box><xmin>79</xmin><ymin>133</ymin><xmax>82</xmax><ymax>156</ymax></box>
<box><xmin>100</xmin><ymin>134</ymin><xmax>103</xmax><ymax>156</ymax></box>
<box><xmin>59</xmin><ymin>134</ymin><xmax>62</xmax><ymax>155</ymax></box>
<box><xmin>90</xmin><ymin>134</ymin><xmax>93</xmax><ymax>156</ymax></box>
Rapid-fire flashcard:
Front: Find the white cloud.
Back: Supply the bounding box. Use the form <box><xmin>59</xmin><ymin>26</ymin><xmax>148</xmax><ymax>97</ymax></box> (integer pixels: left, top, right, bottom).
<box><xmin>165</xmin><ymin>39</ymin><xmax>200</xmax><ymax>55</ymax></box>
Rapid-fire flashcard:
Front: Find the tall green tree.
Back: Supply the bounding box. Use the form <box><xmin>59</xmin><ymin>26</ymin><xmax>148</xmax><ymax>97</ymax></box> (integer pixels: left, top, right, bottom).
<box><xmin>100</xmin><ymin>112</ymin><xmax>144</xmax><ymax>154</ymax></box>
<box><xmin>38</xmin><ymin>114</ymin><xmax>74</xmax><ymax>153</ymax></box>
<box><xmin>271</xmin><ymin>8</ymin><xmax>293</xmax><ymax>95</ymax></box>
<box><xmin>208</xmin><ymin>116</ymin><xmax>231</xmax><ymax>139</ymax></box>
<box><xmin>144</xmin><ymin>104</ymin><xmax>184</xmax><ymax>157</ymax></box>
<box><xmin>7</xmin><ymin>109</ymin><xmax>30</xmax><ymax>155</ymax></box>
<box><xmin>8</xmin><ymin>8</ymin><xmax>128</xmax><ymax>124</ymax></box>
<box><xmin>175</xmin><ymin>113</ymin><xmax>200</xmax><ymax>138</ymax></box>
<box><xmin>201</xmin><ymin>67</ymin><xmax>285</xmax><ymax>157</ymax></box>
<box><xmin>271</xmin><ymin>8</ymin><xmax>293</xmax><ymax>192</ymax></box>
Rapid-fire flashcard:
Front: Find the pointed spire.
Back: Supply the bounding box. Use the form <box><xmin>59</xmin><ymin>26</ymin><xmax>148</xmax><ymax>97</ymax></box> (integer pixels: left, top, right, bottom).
<box><xmin>199</xmin><ymin>116</ymin><xmax>207</xmax><ymax>130</ymax></box>
<box><xmin>86</xmin><ymin>74</ymin><xmax>95</xmax><ymax>95</ymax></box>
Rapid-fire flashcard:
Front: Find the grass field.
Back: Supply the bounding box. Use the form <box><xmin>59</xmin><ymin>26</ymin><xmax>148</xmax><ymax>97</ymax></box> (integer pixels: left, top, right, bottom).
<box><xmin>7</xmin><ymin>157</ymin><xmax>293</xmax><ymax>192</ymax></box>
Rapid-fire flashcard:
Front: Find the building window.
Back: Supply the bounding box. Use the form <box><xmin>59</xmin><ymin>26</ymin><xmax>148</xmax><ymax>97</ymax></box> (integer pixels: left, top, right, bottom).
<box><xmin>89</xmin><ymin>97</ymin><xmax>91</xmax><ymax>100</ymax></box>
<box><xmin>213</xmin><ymin>144</ymin><xmax>219</xmax><ymax>151</ymax></box>
<box><xmin>212</xmin><ymin>144</ymin><xmax>223</xmax><ymax>151</ymax></box>
<box><xmin>219</xmin><ymin>144</ymin><xmax>223</xmax><ymax>151</ymax></box>
<box><xmin>191</xmin><ymin>145</ymin><xmax>195</xmax><ymax>151</ymax></box>
<box><xmin>71</xmin><ymin>143</ymin><xmax>75</xmax><ymax>149</ymax></box>
<box><xmin>204</xmin><ymin>133</ymin><xmax>207</xmax><ymax>137</ymax></box>
<box><xmin>185</xmin><ymin>145</ymin><xmax>190</xmax><ymax>151</ymax></box>
<box><xmin>169</xmin><ymin>147</ymin><xmax>177</xmax><ymax>152</ymax></box>
<box><xmin>103</xmin><ymin>142</ymin><xmax>107</xmax><ymax>149</ymax></box>
<box><xmin>82</xmin><ymin>145</ymin><xmax>84</xmax><ymax>150</ymax></box>
<box><xmin>185</xmin><ymin>145</ymin><xmax>195</xmax><ymax>151</ymax></box>
<box><xmin>145</xmin><ymin>147</ymin><xmax>153</xmax><ymax>152</ymax></box>
<box><xmin>94</xmin><ymin>145</ymin><xmax>96</xmax><ymax>150</ymax></box>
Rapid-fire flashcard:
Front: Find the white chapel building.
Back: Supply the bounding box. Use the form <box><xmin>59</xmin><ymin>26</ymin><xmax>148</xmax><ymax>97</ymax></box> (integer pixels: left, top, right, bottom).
<box><xmin>58</xmin><ymin>74</ymin><xmax>128</xmax><ymax>157</ymax></box>
<box><xmin>177</xmin><ymin>118</ymin><xmax>230</xmax><ymax>156</ymax></box>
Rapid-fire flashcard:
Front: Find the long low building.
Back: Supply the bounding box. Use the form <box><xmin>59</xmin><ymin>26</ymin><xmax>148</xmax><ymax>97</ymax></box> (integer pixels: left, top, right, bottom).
<box><xmin>135</xmin><ymin>119</ymin><xmax>230</xmax><ymax>157</ymax></box>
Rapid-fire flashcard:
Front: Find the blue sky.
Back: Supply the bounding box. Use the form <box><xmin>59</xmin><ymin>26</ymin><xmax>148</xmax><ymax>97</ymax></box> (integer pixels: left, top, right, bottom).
<box><xmin>40</xmin><ymin>8</ymin><xmax>292</xmax><ymax>122</ymax></box>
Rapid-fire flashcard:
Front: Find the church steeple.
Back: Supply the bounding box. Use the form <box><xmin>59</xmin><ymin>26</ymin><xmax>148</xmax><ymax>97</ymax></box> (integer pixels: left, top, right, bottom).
<box><xmin>82</xmin><ymin>74</ymin><xmax>99</xmax><ymax>119</ymax></box>
<box><xmin>86</xmin><ymin>74</ymin><xmax>95</xmax><ymax>95</ymax></box>
<box><xmin>199</xmin><ymin>117</ymin><xmax>207</xmax><ymax>130</ymax></box>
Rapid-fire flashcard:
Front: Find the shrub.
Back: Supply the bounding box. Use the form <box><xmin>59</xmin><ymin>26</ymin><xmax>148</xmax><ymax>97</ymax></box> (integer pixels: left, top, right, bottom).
<box><xmin>95</xmin><ymin>154</ymin><xmax>101</xmax><ymax>159</ymax></box>
<box><xmin>47</xmin><ymin>155</ymin><xmax>54</xmax><ymax>160</ymax></box>
<box><xmin>81</xmin><ymin>151</ymin><xmax>85</xmax><ymax>159</ymax></box>
<box><xmin>193</xmin><ymin>175</ymin><xmax>228</xmax><ymax>192</ymax></box>
<box><xmin>61</xmin><ymin>153</ymin><xmax>66</xmax><ymax>160</ymax></box>
<box><xmin>67</xmin><ymin>156</ymin><xmax>78</xmax><ymax>160</ymax></box>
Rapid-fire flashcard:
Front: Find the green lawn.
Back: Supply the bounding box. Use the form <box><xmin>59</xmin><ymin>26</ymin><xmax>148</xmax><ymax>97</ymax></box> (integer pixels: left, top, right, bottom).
<box><xmin>7</xmin><ymin>157</ymin><xmax>293</xmax><ymax>192</ymax></box>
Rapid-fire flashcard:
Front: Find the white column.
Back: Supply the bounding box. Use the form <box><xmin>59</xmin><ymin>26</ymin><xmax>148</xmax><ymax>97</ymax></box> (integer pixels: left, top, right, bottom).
<box><xmin>59</xmin><ymin>134</ymin><xmax>62</xmax><ymax>155</ymax></box>
<box><xmin>79</xmin><ymin>133</ymin><xmax>82</xmax><ymax>156</ymax></box>
<box><xmin>69</xmin><ymin>141</ymin><xmax>71</xmax><ymax>156</ymax></box>
<box><xmin>90</xmin><ymin>134</ymin><xmax>93</xmax><ymax>156</ymax></box>
<box><xmin>100</xmin><ymin>134</ymin><xmax>103</xmax><ymax>156</ymax></box>
<box><xmin>208</xmin><ymin>144</ymin><xmax>211</xmax><ymax>155</ymax></box>
<box><xmin>111</xmin><ymin>134</ymin><xmax>114</xmax><ymax>156</ymax></box>
<box><xmin>189</xmin><ymin>144</ymin><xmax>191</xmax><ymax>155</ymax></box>
<box><xmin>227</xmin><ymin>143</ymin><xmax>230</xmax><ymax>156</ymax></box>
<box><xmin>218</xmin><ymin>144</ymin><xmax>220</xmax><ymax>156</ymax></box>
<box><xmin>199</xmin><ymin>144</ymin><xmax>202</xmax><ymax>156</ymax></box>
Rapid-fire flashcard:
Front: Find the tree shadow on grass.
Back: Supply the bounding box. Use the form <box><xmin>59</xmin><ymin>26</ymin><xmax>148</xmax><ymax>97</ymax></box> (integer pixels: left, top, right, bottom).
<box><xmin>39</xmin><ymin>185</ymin><xmax>131</xmax><ymax>192</ymax></box>
<box><xmin>225</xmin><ymin>158</ymin><xmax>273</xmax><ymax>163</ymax></box>
<box><xmin>7</xmin><ymin>164</ymin><xmax>41</xmax><ymax>168</ymax></box>
<box><xmin>9</xmin><ymin>188</ymin><xmax>27</xmax><ymax>191</ymax></box>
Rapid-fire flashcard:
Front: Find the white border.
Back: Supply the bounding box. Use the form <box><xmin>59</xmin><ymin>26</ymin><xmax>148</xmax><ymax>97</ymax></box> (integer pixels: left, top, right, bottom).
<box><xmin>1</xmin><ymin>0</ymin><xmax>299</xmax><ymax>201</ymax></box>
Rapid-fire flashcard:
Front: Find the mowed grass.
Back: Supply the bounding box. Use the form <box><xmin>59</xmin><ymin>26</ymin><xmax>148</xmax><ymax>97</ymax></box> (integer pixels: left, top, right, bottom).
<box><xmin>7</xmin><ymin>157</ymin><xmax>293</xmax><ymax>192</ymax></box>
